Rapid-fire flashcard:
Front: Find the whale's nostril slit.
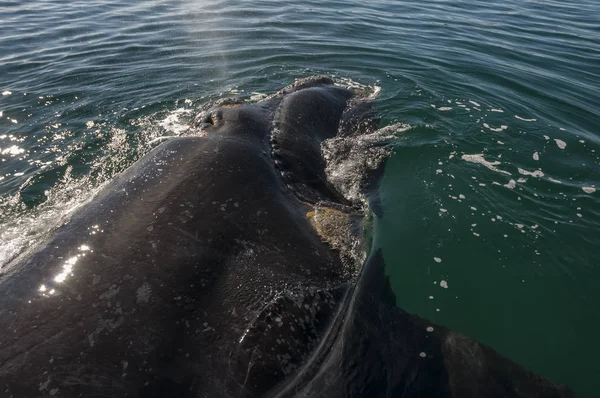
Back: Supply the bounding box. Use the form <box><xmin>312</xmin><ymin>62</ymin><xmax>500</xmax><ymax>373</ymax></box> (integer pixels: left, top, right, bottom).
<box><xmin>194</xmin><ymin>113</ymin><xmax>215</xmax><ymax>128</ymax></box>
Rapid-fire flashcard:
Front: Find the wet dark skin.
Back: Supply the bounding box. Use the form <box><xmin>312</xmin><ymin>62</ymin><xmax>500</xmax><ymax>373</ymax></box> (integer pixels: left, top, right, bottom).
<box><xmin>0</xmin><ymin>78</ymin><xmax>575</xmax><ymax>397</ymax></box>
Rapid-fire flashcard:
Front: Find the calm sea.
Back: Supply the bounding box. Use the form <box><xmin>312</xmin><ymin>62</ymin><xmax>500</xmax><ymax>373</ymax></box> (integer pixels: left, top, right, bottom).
<box><xmin>1</xmin><ymin>0</ymin><xmax>598</xmax><ymax>396</ymax></box>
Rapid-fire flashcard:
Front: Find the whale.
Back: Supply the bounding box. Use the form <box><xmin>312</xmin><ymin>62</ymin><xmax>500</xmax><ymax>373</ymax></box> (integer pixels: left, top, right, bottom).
<box><xmin>0</xmin><ymin>77</ymin><xmax>574</xmax><ymax>397</ymax></box>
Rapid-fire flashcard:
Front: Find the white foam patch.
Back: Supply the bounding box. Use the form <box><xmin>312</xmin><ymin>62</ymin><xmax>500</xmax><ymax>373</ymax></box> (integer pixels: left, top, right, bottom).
<box><xmin>369</xmin><ymin>86</ymin><xmax>382</xmax><ymax>99</ymax></box>
<box><xmin>518</xmin><ymin>168</ymin><xmax>544</xmax><ymax>177</ymax></box>
<box><xmin>504</xmin><ymin>179</ymin><xmax>516</xmax><ymax>189</ymax></box>
<box><xmin>440</xmin><ymin>280</ymin><xmax>448</xmax><ymax>289</ymax></box>
<box><xmin>159</xmin><ymin>108</ymin><xmax>192</xmax><ymax>135</ymax></box>
<box><xmin>533</xmin><ymin>152</ymin><xmax>539</xmax><ymax>161</ymax></box>
<box><xmin>323</xmin><ymin>123</ymin><xmax>408</xmax><ymax>209</ymax></box>
<box><xmin>461</xmin><ymin>154</ymin><xmax>511</xmax><ymax>175</ymax></box>
<box><xmin>490</xmin><ymin>109</ymin><xmax>504</xmax><ymax>113</ymax></box>
<box><xmin>483</xmin><ymin>123</ymin><xmax>508</xmax><ymax>132</ymax></box>
<box><xmin>469</xmin><ymin>100</ymin><xmax>481</xmax><ymax>107</ymax></box>
<box><xmin>334</xmin><ymin>77</ymin><xmax>381</xmax><ymax>100</ymax></box>
<box><xmin>515</xmin><ymin>115</ymin><xmax>537</xmax><ymax>122</ymax></box>
<box><xmin>582</xmin><ymin>187</ymin><xmax>596</xmax><ymax>194</ymax></box>
<box><xmin>2</xmin><ymin>90</ymin><xmax>12</xmax><ymax>96</ymax></box>
<box><xmin>554</xmin><ymin>139</ymin><xmax>567</xmax><ymax>149</ymax></box>
<box><xmin>438</xmin><ymin>107</ymin><xmax>452</xmax><ymax>111</ymax></box>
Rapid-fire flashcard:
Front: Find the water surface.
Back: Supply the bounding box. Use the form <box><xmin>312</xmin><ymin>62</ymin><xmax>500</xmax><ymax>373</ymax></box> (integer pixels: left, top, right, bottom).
<box><xmin>1</xmin><ymin>1</ymin><xmax>599</xmax><ymax>396</ymax></box>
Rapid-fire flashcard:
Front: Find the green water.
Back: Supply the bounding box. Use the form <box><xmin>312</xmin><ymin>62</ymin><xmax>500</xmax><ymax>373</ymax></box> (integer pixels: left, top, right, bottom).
<box><xmin>1</xmin><ymin>0</ymin><xmax>599</xmax><ymax>395</ymax></box>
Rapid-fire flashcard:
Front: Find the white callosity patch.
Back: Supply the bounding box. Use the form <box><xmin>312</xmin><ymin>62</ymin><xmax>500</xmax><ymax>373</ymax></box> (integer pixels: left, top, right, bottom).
<box><xmin>307</xmin><ymin>206</ymin><xmax>363</xmax><ymax>271</ymax></box>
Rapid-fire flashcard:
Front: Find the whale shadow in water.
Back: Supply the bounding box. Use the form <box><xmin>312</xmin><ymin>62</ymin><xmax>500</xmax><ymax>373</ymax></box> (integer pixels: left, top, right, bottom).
<box><xmin>0</xmin><ymin>77</ymin><xmax>575</xmax><ymax>397</ymax></box>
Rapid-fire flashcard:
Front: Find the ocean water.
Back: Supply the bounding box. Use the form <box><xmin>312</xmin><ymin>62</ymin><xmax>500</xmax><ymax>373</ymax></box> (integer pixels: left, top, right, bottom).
<box><xmin>1</xmin><ymin>0</ymin><xmax>599</xmax><ymax>396</ymax></box>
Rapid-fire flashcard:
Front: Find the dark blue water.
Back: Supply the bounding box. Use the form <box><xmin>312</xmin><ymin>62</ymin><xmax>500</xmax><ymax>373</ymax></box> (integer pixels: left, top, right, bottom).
<box><xmin>1</xmin><ymin>1</ymin><xmax>599</xmax><ymax>396</ymax></box>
